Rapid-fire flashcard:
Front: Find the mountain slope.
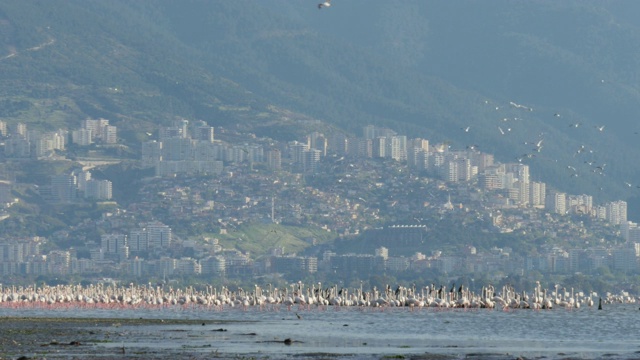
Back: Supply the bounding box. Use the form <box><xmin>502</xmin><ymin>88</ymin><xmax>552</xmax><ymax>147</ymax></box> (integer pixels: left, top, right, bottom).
<box><xmin>1</xmin><ymin>0</ymin><xmax>639</xmax><ymax>210</ymax></box>
<box><xmin>0</xmin><ymin>0</ymin><xmax>285</xmax><ymax>140</ymax></box>
<box><xmin>152</xmin><ymin>0</ymin><xmax>640</xmax><ymax>202</ymax></box>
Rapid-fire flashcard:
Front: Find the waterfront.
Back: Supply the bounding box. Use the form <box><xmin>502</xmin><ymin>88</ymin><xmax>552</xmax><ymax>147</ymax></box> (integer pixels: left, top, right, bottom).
<box><xmin>2</xmin><ymin>304</ymin><xmax>640</xmax><ymax>359</ymax></box>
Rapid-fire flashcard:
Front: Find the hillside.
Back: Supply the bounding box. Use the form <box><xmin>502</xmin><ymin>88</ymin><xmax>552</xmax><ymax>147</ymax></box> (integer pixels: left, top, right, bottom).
<box><xmin>1</xmin><ymin>0</ymin><xmax>640</xmax><ymax>211</ymax></box>
<box><xmin>0</xmin><ymin>1</ymin><xmax>296</xmax><ymax>141</ymax></box>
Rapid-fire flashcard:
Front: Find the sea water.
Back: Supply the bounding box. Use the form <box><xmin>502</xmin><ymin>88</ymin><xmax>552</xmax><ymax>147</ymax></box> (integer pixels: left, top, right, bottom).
<box><xmin>2</xmin><ymin>304</ymin><xmax>639</xmax><ymax>359</ymax></box>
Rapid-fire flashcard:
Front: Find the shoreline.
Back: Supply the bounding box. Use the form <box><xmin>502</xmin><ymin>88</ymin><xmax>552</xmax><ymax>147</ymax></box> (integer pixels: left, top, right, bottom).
<box><xmin>0</xmin><ymin>316</ymin><xmax>487</xmax><ymax>360</ymax></box>
<box><xmin>0</xmin><ymin>312</ymin><xmax>633</xmax><ymax>360</ymax></box>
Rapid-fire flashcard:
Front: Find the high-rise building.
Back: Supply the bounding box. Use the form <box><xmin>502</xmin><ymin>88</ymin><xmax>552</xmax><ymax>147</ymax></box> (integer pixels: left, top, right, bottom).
<box><xmin>307</xmin><ymin>132</ymin><xmax>327</xmax><ymax>157</ymax></box>
<box><xmin>83</xmin><ymin>118</ymin><xmax>110</xmax><ymax>142</ymax></box>
<box><xmin>629</xmin><ymin>228</ymin><xmax>640</xmax><ymax>243</ymax></box>
<box><xmin>103</xmin><ymin>125</ymin><xmax>117</xmax><ymax>144</ymax></box>
<box><xmin>529</xmin><ymin>181</ymin><xmax>546</xmax><ymax>208</ymax></box>
<box><xmin>51</xmin><ymin>174</ymin><xmax>77</xmax><ymax>203</ymax></box>
<box><xmin>516</xmin><ymin>180</ymin><xmax>529</xmax><ymax>206</ymax></box>
<box><xmin>303</xmin><ymin>149</ymin><xmax>322</xmax><ymax>173</ymax></box>
<box><xmin>266</xmin><ymin>149</ymin><xmax>282</xmax><ymax>170</ymax></box>
<box><xmin>506</xmin><ymin>163</ymin><xmax>529</xmax><ymax>184</ymax></box>
<box><xmin>129</xmin><ymin>229</ymin><xmax>149</xmax><ymax>252</ymax></box>
<box><xmin>389</xmin><ymin>135</ymin><xmax>407</xmax><ymax>161</ymax></box>
<box><xmin>363</xmin><ymin>125</ymin><xmax>376</xmax><ymax>140</ymax></box>
<box><xmin>443</xmin><ymin>160</ymin><xmax>458</xmax><ymax>182</ymax></box>
<box><xmin>162</xmin><ymin>138</ymin><xmax>193</xmax><ymax>161</ymax></box>
<box><xmin>141</xmin><ymin>141</ymin><xmax>162</xmax><ymax>167</ymax></box>
<box><xmin>289</xmin><ymin>142</ymin><xmax>308</xmax><ymax>170</ymax></box>
<box><xmin>621</xmin><ymin>222</ymin><xmax>638</xmax><ymax>241</ymax></box>
<box><xmin>195</xmin><ymin>126</ymin><xmax>215</xmax><ymax>143</ymax></box>
<box><xmin>246</xmin><ymin>144</ymin><xmax>264</xmax><ymax>163</ymax></box>
<box><xmin>85</xmin><ymin>180</ymin><xmax>112</xmax><ymax>200</ymax></box>
<box><xmin>549</xmin><ymin>192</ymin><xmax>567</xmax><ymax>215</ymax></box>
<box><xmin>328</xmin><ymin>132</ymin><xmax>348</xmax><ymax>155</ymax></box>
<box><xmin>101</xmin><ymin>234</ymin><xmax>128</xmax><ymax>255</ymax></box>
<box><xmin>372</xmin><ymin>137</ymin><xmax>386</xmax><ymax>158</ymax></box>
<box><xmin>72</xmin><ymin>129</ymin><xmax>92</xmax><ymax>146</ymax></box>
<box><xmin>612</xmin><ymin>244</ymin><xmax>638</xmax><ymax>272</ymax></box>
<box><xmin>0</xmin><ymin>120</ymin><xmax>7</xmax><ymax>137</ymax></box>
<box><xmin>607</xmin><ymin>200</ymin><xmax>628</xmax><ymax>225</ymax></box>
<box><xmin>14</xmin><ymin>122</ymin><xmax>27</xmax><ymax>137</ymax></box>
<box><xmin>147</xmin><ymin>222</ymin><xmax>172</xmax><ymax>250</ymax></box>
<box><xmin>201</xmin><ymin>255</ymin><xmax>226</xmax><ymax>275</ymax></box>
<box><xmin>456</xmin><ymin>158</ymin><xmax>472</xmax><ymax>182</ymax></box>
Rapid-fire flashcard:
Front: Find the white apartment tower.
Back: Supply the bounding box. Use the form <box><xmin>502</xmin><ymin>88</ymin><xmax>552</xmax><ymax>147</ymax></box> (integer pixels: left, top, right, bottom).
<box><xmin>147</xmin><ymin>222</ymin><xmax>172</xmax><ymax>250</ymax></box>
<box><xmin>550</xmin><ymin>192</ymin><xmax>567</xmax><ymax>215</ymax></box>
<box><xmin>307</xmin><ymin>132</ymin><xmax>327</xmax><ymax>157</ymax></box>
<box><xmin>529</xmin><ymin>181</ymin><xmax>546</xmax><ymax>208</ymax></box>
<box><xmin>388</xmin><ymin>135</ymin><xmax>407</xmax><ymax>162</ymax></box>
<box><xmin>129</xmin><ymin>229</ymin><xmax>149</xmax><ymax>252</ymax></box>
<box><xmin>607</xmin><ymin>200</ymin><xmax>628</xmax><ymax>225</ymax></box>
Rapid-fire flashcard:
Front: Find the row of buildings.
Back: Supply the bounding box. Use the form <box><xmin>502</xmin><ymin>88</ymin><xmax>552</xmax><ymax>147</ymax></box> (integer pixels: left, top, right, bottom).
<box><xmin>0</xmin><ymin>118</ymin><xmax>117</xmax><ymax>159</ymax></box>
<box><xmin>4</xmin><ymin>233</ymin><xmax>640</xmax><ymax>278</ymax></box>
<box><xmin>37</xmin><ymin>170</ymin><xmax>113</xmax><ymax>202</ymax></box>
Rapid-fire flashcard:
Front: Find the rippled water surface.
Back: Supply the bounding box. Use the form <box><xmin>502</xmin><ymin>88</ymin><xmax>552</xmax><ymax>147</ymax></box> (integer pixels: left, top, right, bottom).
<box><xmin>2</xmin><ymin>304</ymin><xmax>640</xmax><ymax>359</ymax></box>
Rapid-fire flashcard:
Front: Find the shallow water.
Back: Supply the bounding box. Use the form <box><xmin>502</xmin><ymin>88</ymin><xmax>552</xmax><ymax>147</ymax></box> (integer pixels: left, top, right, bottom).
<box><xmin>2</xmin><ymin>304</ymin><xmax>640</xmax><ymax>359</ymax></box>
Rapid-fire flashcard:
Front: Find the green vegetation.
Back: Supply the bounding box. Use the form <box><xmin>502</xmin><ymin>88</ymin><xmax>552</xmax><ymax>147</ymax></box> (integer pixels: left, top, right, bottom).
<box><xmin>213</xmin><ymin>223</ymin><xmax>333</xmax><ymax>258</ymax></box>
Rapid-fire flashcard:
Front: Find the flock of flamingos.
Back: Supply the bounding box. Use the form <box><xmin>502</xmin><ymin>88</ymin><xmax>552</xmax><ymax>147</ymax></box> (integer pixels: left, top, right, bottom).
<box><xmin>0</xmin><ymin>281</ymin><xmax>636</xmax><ymax>312</ymax></box>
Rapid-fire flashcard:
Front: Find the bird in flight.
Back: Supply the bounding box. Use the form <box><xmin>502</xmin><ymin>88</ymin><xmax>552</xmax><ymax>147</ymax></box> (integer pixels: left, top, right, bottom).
<box><xmin>318</xmin><ymin>0</ymin><xmax>331</xmax><ymax>9</ymax></box>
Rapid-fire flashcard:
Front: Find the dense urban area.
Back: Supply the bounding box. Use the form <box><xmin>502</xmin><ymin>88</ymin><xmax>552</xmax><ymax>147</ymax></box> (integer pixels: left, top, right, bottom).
<box><xmin>0</xmin><ymin>117</ymin><xmax>637</xmax><ymax>293</ymax></box>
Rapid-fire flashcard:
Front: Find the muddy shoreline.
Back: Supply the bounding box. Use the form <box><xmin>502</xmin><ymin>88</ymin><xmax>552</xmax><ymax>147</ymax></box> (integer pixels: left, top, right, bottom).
<box><xmin>1</xmin><ymin>317</ymin><xmax>450</xmax><ymax>360</ymax></box>
<box><xmin>0</xmin><ymin>317</ymin><xmax>249</xmax><ymax>359</ymax></box>
<box><xmin>1</xmin><ymin>316</ymin><xmax>589</xmax><ymax>360</ymax></box>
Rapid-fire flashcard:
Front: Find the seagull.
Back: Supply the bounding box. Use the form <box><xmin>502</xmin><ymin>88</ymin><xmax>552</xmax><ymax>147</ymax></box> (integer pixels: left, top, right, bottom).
<box><xmin>595</xmin><ymin>125</ymin><xmax>605</xmax><ymax>132</ymax></box>
<box><xmin>318</xmin><ymin>0</ymin><xmax>331</xmax><ymax>9</ymax></box>
<box><xmin>462</xmin><ymin>126</ymin><xmax>471</xmax><ymax>132</ymax></box>
<box><xmin>509</xmin><ymin>101</ymin><xmax>533</xmax><ymax>111</ymax></box>
<box><xmin>517</xmin><ymin>153</ymin><xmax>536</xmax><ymax>162</ymax></box>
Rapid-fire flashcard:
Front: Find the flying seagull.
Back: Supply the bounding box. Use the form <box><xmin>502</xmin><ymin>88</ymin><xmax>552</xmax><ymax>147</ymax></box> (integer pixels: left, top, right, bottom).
<box><xmin>318</xmin><ymin>0</ymin><xmax>331</xmax><ymax>9</ymax></box>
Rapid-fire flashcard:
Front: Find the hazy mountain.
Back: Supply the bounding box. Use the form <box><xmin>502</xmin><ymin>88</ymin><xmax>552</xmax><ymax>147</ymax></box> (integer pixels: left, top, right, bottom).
<box><xmin>1</xmin><ymin>0</ymin><xmax>640</xmax><ymax>215</ymax></box>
